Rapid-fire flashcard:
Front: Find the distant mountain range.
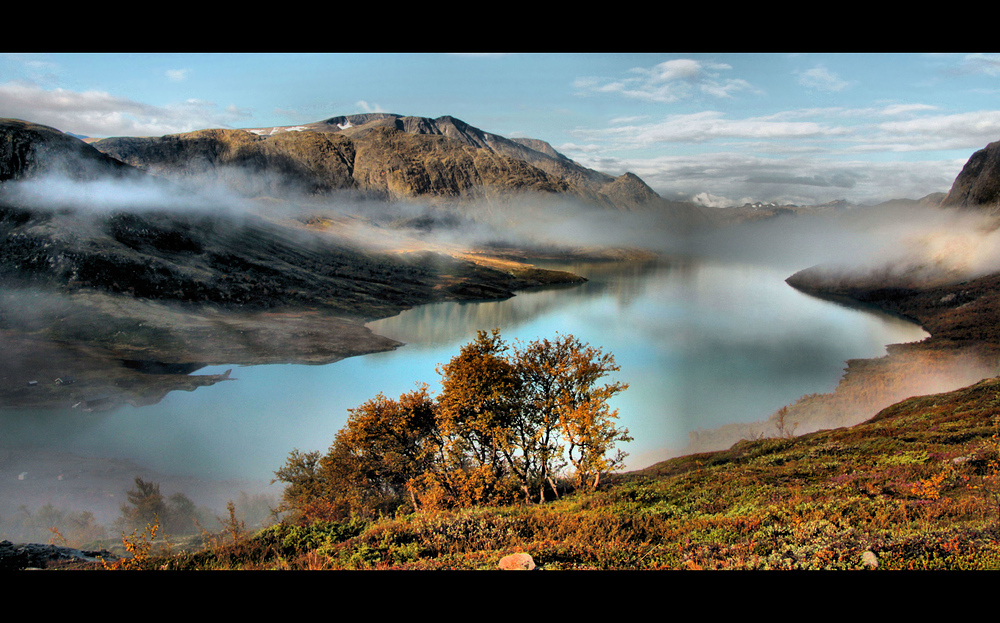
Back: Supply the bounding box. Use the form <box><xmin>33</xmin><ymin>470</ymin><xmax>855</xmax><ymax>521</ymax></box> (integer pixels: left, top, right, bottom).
<box><xmin>8</xmin><ymin>112</ymin><xmax>994</xmax><ymax>223</ymax></box>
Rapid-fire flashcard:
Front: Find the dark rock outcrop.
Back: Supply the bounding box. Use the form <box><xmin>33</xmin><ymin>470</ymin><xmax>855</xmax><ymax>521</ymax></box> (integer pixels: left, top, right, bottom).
<box><xmin>0</xmin><ymin>119</ymin><xmax>135</xmax><ymax>183</ymax></box>
<box><xmin>0</xmin><ymin>539</ymin><xmax>113</xmax><ymax>570</ymax></box>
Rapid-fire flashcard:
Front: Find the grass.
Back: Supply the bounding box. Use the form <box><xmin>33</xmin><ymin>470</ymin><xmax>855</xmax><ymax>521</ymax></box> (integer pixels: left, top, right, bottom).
<box><xmin>79</xmin><ymin>375</ymin><xmax>1000</xmax><ymax>571</ymax></box>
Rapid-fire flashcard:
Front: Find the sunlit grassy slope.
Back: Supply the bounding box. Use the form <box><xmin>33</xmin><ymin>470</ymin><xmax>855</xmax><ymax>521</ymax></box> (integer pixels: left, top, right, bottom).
<box><xmin>108</xmin><ymin>374</ymin><xmax>1000</xmax><ymax>571</ymax></box>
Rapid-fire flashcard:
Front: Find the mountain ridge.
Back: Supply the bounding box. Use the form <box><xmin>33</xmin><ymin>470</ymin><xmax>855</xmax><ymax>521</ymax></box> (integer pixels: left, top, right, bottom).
<box><xmin>91</xmin><ymin>113</ymin><xmax>644</xmax><ymax>212</ymax></box>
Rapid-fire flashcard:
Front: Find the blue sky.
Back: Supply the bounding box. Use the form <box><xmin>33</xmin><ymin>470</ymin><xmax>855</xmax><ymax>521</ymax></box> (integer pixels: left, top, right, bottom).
<box><xmin>3</xmin><ymin>52</ymin><xmax>1000</xmax><ymax>207</ymax></box>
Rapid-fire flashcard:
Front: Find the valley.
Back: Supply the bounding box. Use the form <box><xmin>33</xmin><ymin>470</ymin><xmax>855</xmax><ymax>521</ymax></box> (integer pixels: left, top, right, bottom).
<box><xmin>5</xmin><ymin>111</ymin><xmax>1000</xmax><ymax>561</ymax></box>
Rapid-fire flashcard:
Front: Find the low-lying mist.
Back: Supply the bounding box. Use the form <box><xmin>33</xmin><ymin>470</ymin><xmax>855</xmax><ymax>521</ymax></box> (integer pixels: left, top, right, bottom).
<box><xmin>7</xmin><ymin>163</ymin><xmax>998</xmax><ymax>289</ymax></box>
<box><xmin>687</xmin><ymin>203</ymin><xmax>1000</xmax><ymax>284</ymax></box>
<box><xmin>6</xmin><ymin>161</ymin><xmax>1000</xmax><ymax>543</ymax></box>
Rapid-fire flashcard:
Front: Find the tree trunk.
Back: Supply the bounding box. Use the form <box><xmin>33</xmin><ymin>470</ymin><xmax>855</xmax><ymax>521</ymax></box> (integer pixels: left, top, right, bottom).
<box><xmin>548</xmin><ymin>476</ymin><xmax>560</xmax><ymax>499</ymax></box>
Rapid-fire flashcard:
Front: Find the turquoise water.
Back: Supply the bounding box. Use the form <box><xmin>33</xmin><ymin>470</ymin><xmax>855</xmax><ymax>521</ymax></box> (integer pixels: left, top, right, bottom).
<box><xmin>19</xmin><ymin>259</ymin><xmax>929</xmax><ymax>481</ymax></box>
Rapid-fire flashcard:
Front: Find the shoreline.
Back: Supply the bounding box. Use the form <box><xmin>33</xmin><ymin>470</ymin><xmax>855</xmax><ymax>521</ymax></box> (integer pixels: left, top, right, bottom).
<box><xmin>677</xmin><ymin>265</ymin><xmax>1000</xmax><ymax>459</ymax></box>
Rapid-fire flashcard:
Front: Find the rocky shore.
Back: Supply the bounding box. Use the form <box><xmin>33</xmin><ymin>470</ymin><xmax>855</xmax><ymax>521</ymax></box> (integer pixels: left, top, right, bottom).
<box><xmin>0</xmin><ymin>539</ymin><xmax>113</xmax><ymax>570</ymax></box>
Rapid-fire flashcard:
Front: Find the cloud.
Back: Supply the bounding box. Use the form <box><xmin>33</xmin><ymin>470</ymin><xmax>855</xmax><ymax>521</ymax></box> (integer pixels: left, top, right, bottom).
<box><xmin>574</xmin><ymin>58</ymin><xmax>754</xmax><ymax>103</ymax></box>
<box><xmin>744</xmin><ymin>172</ymin><xmax>861</xmax><ymax>189</ymax></box>
<box><xmin>873</xmin><ymin>109</ymin><xmax>1000</xmax><ymax>150</ymax></box>
<box><xmin>691</xmin><ymin>191</ymin><xmax>743</xmax><ymax>208</ymax></box>
<box><xmin>0</xmin><ymin>81</ymin><xmax>253</xmax><ymax>138</ymax></box>
<box><xmin>609</xmin><ymin>115</ymin><xmax>648</xmax><ymax>125</ymax></box>
<box><xmin>568</xmin><ymin>147</ymin><xmax>961</xmax><ymax>207</ymax></box>
<box><xmin>573</xmin><ymin>111</ymin><xmax>845</xmax><ymax>148</ymax></box>
<box><xmin>556</xmin><ymin>142</ymin><xmax>604</xmax><ymax>154</ymax></box>
<box><xmin>881</xmin><ymin>103</ymin><xmax>939</xmax><ymax>116</ymax></box>
<box><xmin>962</xmin><ymin>53</ymin><xmax>1000</xmax><ymax>76</ymax></box>
<box><xmin>356</xmin><ymin>100</ymin><xmax>385</xmax><ymax>113</ymax></box>
<box><xmin>567</xmin><ymin>102</ymin><xmax>998</xmax><ymax>204</ymax></box>
<box><xmin>797</xmin><ymin>66</ymin><xmax>851</xmax><ymax>92</ymax></box>
<box><xmin>166</xmin><ymin>68</ymin><xmax>189</xmax><ymax>82</ymax></box>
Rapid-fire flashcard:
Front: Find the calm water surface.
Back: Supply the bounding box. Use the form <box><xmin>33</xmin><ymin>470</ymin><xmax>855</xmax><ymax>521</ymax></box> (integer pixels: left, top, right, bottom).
<box><xmin>11</xmin><ymin>259</ymin><xmax>929</xmax><ymax>481</ymax></box>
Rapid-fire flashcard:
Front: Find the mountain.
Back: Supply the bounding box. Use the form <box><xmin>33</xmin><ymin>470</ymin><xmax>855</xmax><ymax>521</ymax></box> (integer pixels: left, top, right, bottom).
<box><xmin>0</xmin><ymin>117</ymin><xmax>591</xmax><ymax>409</ymax></box>
<box><xmin>941</xmin><ymin>139</ymin><xmax>1000</xmax><ymax>209</ymax></box>
<box><xmin>0</xmin><ymin>118</ymin><xmax>135</xmax><ymax>183</ymax></box>
<box><xmin>265</xmin><ymin>113</ymin><xmax>617</xmax><ymax>194</ymax></box>
<box><xmin>89</xmin><ymin>113</ymin><xmax>692</xmax><ymax>218</ymax></box>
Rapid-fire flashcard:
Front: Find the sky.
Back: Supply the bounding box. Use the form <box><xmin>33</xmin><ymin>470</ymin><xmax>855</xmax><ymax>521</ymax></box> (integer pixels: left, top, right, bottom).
<box><xmin>3</xmin><ymin>52</ymin><xmax>1000</xmax><ymax>207</ymax></box>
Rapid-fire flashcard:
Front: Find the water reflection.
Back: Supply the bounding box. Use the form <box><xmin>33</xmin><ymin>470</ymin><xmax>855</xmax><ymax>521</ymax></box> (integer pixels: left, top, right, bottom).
<box><xmin>369</xmin><ymin>258</ymin><xmax>929</xmax><ymax>468</ymax></box>
<box><xmin>367</xmin><ymin>259</ymin><xmax>667</xmax><ymax>348</ymax></box>
<box><xmin>1</xmin><ymin>258</ymin><xmax>930</xmax><ymax>487</ymax></box>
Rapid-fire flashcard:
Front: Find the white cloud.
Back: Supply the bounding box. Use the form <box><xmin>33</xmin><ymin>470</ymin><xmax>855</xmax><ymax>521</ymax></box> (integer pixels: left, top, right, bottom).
<box><xmin>0</xmin><ymin>81</ymin><xmax>253</xmax><ymax>137</ymax></box>
<box><xmin>872</xmin><ymin>110</ymin><xmax>1000</xmax><ymax>151</ymax></box>
<box><xmin>573</xmin><ymin>111</ymin><xmax>845</xmax><ymax>149</ymax></box>
<box><xmin>881</xmin><ymin>103</ymin><xmax>939</xmax><ymax>116</ymax></box>
<box><xmin>962</xmin><ymin>53</ymin><xmax>1000</xmax><ymax>76</ymax></box>
<box><xmin>574</xmin><ymin>58</ymin><xmax>754</xmax><ymax>104</ymax></box>
<box><xmin>646</xmin><ymin>59</ymin><xmax>707</xmax><ymax>83</ymax></box>
<box><xmin>797</xmin><ymin>66</ymin><xmax>851</xmax><ymax>92</ymax></box>
<box><xmin>691</xmin><ymin>191</ymin><xmax>739</xmax><ymax>208</ymax></box>
<box><xmin>556</xmin><ymin>142</ymin><xmax>604</xmax><ymax>153</ymax></box>
<box><xmin>609</xmin><ymin>115</ymin><xmax>648</xmax><ymax>125</ymax></box>
<box><xmin>166</xmin><ymin>68</ymin><xmax>189</xmax><ymax>82</ymax></box>
<box><xmin>356</xmin><ymin>100</ymin><xmax>385</xmax><ymax>113</ymax></box>
<box><xmin>568</xmin><ymin>147</ymin><xmax>962</xmax><ymax>207</ymax></box>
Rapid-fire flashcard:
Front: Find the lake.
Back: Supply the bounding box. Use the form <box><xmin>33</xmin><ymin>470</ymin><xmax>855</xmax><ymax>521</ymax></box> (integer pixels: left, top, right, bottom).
<box><xmin>4</xmin><ymin>256</ymin><xmax>930</xmax><ymax>494</ymax></box>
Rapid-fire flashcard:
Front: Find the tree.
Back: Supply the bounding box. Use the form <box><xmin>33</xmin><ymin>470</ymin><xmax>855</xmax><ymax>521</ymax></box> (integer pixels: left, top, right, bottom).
<box><xmin>119</xmin><ymin>477</ymin><xmax>167</xmax><ymax>531</ymax></box>
<box><xmin>274</xmin><ymin>330</ymin><xmax>632</xmax><ymax>518</ymax></box>
<box><xmin>434</xmin><ymin>329</ymin><xmax>524</xmax><ymax>505</ymax></box>
<box><xmin>322</xmin><ymin>385</ymin><xmax>439</xmax><ymax>515</ymax></box>
<box><xmin>163</xmin><ymin>492</ymin><xmax>200</xmax><ymax>535</ymax></box>
<box><xmin>273</xmin><ymin>448</ymin><xmax>339</xmax><ymax>523</ymax></box>
<box><xmin>117</xmin><ymin>477</ymin><xmax>207</xmax><ymax>535</ymax></box>
<box><xmin>514</xmin><ymin>334</ymin><xmax>630</xmax><ymax>493</ymax></box>
<box><xmin>435</xmin><ymin>330</ymin><xmax>630</xmax><ymax>501</ymax></box>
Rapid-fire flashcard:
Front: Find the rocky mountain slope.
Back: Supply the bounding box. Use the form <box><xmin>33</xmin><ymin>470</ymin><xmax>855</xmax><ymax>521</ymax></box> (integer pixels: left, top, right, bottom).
<box><xmin>941</xmin><ymin>139</ymin><xmax>1000</xmax><ymax>210</ymax></box>
<box><xmin>0</xmin><ymin>119</ymin><xmax>136</xmax><ymax>183</ymax></box>
<box><xmin>90</xmin><ymin>113</ymin><xmax>702</xmax><ymax>225</ymax></box>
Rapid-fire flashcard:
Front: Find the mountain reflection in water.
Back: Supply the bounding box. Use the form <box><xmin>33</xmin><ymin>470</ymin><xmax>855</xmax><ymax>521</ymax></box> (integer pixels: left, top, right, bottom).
<box><xmin>0</xmin><ymin>259</ymin><xmax>930</xmax><ymax>508</ymax></box>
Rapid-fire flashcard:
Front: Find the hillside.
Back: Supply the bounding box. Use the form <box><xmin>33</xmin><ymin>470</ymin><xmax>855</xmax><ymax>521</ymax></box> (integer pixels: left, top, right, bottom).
<box><xmin>941</xmin><ymin>139</ymin><xmax>1000</xmax><ymax>210</ymax></box>
<box><xmin>0</xmin><ymin>119</ymin><xmax>136</xmax><ymax>183</ymax></box>
<box><xmin>25</xmin><ymin>374</ymin><xmax>1000</xmax><ymax>570</ymax></box>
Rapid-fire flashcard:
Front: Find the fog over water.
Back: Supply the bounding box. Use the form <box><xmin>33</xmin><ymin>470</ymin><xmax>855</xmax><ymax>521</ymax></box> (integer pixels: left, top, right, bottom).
<box><xmin>0</xmin><ymin>258</ymin><xmax>929</xmax><ymax>498</ymax></box>
<box><xmin>7</xmin><ymin>168</ymin><xmax>1000</xmax><ymax>532</ymax></box>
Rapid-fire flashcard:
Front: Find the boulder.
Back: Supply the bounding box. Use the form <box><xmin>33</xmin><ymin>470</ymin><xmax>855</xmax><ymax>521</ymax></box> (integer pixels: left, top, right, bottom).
<box><xmin>498</xmin><ymin>552</ymin><xmax>536</xmax><ymax>570</ymax></box>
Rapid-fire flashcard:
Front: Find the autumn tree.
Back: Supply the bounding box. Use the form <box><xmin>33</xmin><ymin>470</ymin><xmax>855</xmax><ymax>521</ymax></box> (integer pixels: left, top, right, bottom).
<box><xmin>322</xmin><ymin>385</ymin><xmax>439</xmax><ymax>516</ymax></box>
<box><xmin>434</xmin><ymin>329</ymin><xmax>523</xmax><ymax>505</ymax></box>
<box><xmin>274</xmin><ymin>330</ymin><xmax>632</xmax><ymax>518</ymax></box>
<box><xmin>514</xmin><ymin>333</ymin><xmax>630</xmax><ymax>495</ymax></box>
<box><xmin>432</xmin><ymin>330</ymin><xmax>630</xmax><ymax>502</ymax></box>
